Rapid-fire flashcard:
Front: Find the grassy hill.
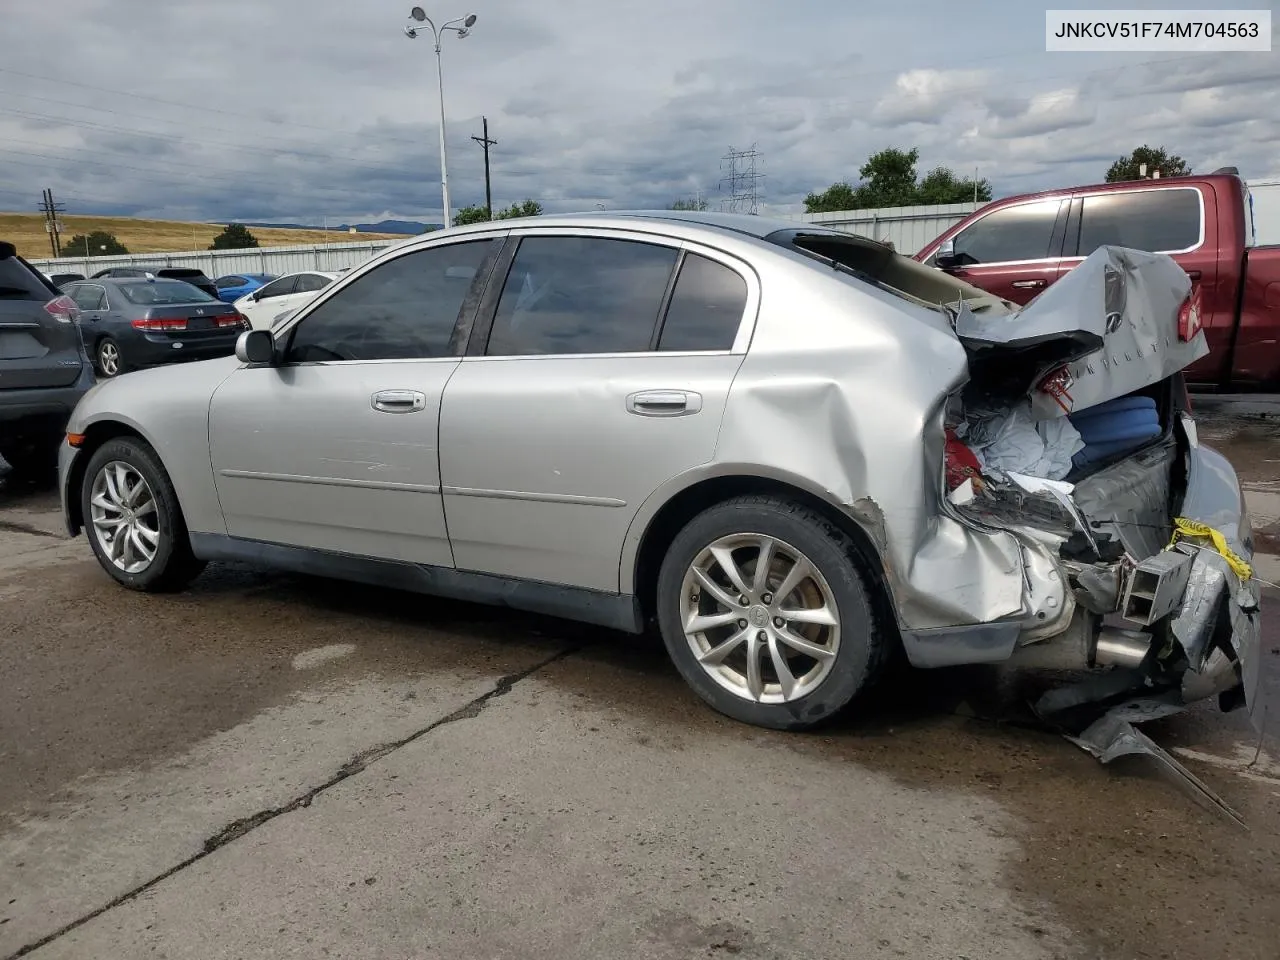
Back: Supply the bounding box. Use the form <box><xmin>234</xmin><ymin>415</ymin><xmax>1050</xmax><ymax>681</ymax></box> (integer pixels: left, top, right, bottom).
<box><xmin>0</xmin><ymin>213</ymin><xmax>404</xmax><ymax>260</ymax></box>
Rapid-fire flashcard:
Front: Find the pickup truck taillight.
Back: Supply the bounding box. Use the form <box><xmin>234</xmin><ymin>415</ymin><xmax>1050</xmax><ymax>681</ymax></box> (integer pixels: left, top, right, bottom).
<box><xmin>132</xmin><ymin>317</ymin><xmax>187</xmax><ymax>331</ymax></box>
<box><xmin>1177</xmin><ymin>285</ymin><xmax>1203</xmax><ymax>342</ymax></box>
<box><xmin>43</xmin><ymin>295</ymin><xmax>80</xmax><ymax>323</ymax></box>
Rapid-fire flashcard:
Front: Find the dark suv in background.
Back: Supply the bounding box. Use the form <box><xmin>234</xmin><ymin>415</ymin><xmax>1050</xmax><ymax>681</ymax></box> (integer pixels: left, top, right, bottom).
<box><xmin>0</xmin><ymin>241</ymin><xmax>96</xmax><ymax>479</ymax></box>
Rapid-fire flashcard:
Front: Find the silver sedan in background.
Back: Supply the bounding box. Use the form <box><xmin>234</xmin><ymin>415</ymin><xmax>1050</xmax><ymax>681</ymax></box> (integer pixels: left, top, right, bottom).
<box><xmin>56</xmin><ymin>211</ymin><xmax>1263</xmax><ymax>751</ymax></box>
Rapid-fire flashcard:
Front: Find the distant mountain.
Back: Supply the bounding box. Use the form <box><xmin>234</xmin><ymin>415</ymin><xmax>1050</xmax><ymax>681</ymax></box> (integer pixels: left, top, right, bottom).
<box><xmin>240</xmin><ymin>219</ymin><xmax>441</xmax><ymax>235</ymax></box>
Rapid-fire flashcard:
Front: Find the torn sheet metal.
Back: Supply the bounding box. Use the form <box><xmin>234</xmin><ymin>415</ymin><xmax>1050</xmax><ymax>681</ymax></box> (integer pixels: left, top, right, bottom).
<box><xmin>954</xmin><ymin>246</ymin><xmax>1208</xmax><ymax>419</ymax></box>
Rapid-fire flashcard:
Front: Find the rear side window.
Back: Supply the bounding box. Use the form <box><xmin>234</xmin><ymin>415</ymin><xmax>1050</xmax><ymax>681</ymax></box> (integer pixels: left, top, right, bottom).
<box><xmin>0</xmin><ymin>256</ymin><xmax>54</xmax><ymax>300</ymax></box>
<box><xmin>1076</xmin><ymin>189</ymin><xmax>1201</xmax><ymax>256</ymax></box>
<box><xmin>951</xmin><ymin>199</ymin><xmax>1062</xmax><ymax>265</ymax></box>
<box><xmin>294</xmin><ymin>273</ymin><xmax>331</xmax><ymax>293</ymax></box>
<box><xmin>216</xmin><ymin>276</ymin><xmax>246</xmax><ymax>289</ymax></box>
<box><xmin>486</xmin><ymin>236</ymin><xmax>678</xmax><ymax>356</ymax></box>
<box><xmin>70</xmin><ymin>285</ymin><xmax>107</xmax><ymax>310</ymax></box>
<box><xmin>657</xmin><ymin>254</ymin><xmax>748</xmax><ymax>351</ymax></box>
<box><xmin>283</xmin><ymin>239</ymin><xmax>496</xmax><ymax>363</ymax></box>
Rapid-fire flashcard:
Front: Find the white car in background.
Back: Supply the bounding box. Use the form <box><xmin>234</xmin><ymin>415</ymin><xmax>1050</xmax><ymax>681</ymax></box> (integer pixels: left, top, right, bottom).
<box><xmin>233</xmin><ymin>271</ymin><xmax>338</xmax><ymax>330</ymax></box>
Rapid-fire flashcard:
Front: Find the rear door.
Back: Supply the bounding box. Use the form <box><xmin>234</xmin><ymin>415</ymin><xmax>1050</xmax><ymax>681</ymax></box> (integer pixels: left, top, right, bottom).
<box><xmin>1061</xmin><ymin>185</ymin><xmax>1217</xmax><ymax>374</ymax></box>
<box><xmin>939</xmin><ymin>198</ymin><xmax>1069</xmax><ymax>303</ymax></box>
<box><xmin>0</xmin><ymin>251</ymin><xmax>83</xmax><ymax>389</ymax></box>
<box><xmin>438</xmin><ymin>229</ymin><xmax>755</xmax><ymax>592</ymax></box>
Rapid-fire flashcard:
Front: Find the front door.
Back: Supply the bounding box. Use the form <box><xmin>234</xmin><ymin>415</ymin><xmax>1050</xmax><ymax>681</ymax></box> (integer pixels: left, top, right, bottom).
<box><xmin>439</xmin><ymin>231</ymin><xmax>755</xmax><ymax>592</ymax></box>
<box><xmin>943</xmin><ymin>198</ymin><xmax>1068</xmax><ymax>304</ymax></box>
<box><xmin>208</xmin><ymin>236</ymin><xmax>503</xmax><ymax>565</ymax></box>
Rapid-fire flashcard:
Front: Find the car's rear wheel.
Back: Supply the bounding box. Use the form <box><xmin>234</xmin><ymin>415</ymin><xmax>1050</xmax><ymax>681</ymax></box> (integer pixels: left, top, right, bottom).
<box><xmin>96</xmin><ymin>337</ymin><xmax>126</xmax><ymax>378</ymax></box>
<box><xmin>81</xmin><ymin>437</ymin><xmax>205</xmax><ymax>591</ymax></box>
<box><xmin>656</xmin><ymin>495</ymin><xmax>887</xmax><ymax>730</ymax></box>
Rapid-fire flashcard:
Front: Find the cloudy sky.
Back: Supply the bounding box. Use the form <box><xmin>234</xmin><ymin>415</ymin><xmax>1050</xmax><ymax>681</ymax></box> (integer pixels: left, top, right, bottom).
<box><xmin>1</xmin><ymin>0</ymin><xmax>1277</xmax><ymax>225</ymax></box>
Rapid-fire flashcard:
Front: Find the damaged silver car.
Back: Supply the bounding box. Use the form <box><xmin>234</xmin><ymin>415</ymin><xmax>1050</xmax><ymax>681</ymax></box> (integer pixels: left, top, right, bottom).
<box><xmin>57</xmin><ymin>211</ymin><xmax>1264</xmax><ymax>746</ymax></box>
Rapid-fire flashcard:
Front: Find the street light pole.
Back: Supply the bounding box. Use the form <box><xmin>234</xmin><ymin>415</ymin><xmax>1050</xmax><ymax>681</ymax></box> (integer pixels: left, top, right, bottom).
<box><xmin>405</xmin><ymin>7</ymin><xmax>477</xmax><ymax>230</ymax></box>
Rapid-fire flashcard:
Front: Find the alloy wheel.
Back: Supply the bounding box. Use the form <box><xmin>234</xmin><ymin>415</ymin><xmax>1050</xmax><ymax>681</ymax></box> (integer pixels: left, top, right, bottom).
<box><xmin>89</xmin><ymin>460</ymin><xmax>160</xmax><ymax>574</ymax></box>
<box><xmin>98</xmin><ymin>341</ymin><xmax>120</xmax><ymax>377</ymax></box>
<box><xmin>679</xmin><ymin>533</ymin><xmax>841</xmax><ymax>704</ymax></box>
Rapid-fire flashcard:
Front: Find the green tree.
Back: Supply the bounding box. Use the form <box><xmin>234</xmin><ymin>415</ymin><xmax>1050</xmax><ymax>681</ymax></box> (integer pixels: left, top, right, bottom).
<box><xmin>453</xmin><ymin>204</ymin><xmax>491</xmax><ymax>225</ymax></box>
<box><xmin>804</xmin><ymin>181</ymin><xmax>860</xmax><ymax>214</ymax></box>
<box><xmin>917</xmin><ymin>166</ymin><xmax>992</xmax><ymax>204</ymax></box>
<box><xmin>495</xmin><ymin>199</ymin><xmax>543</xmax><ymax>219</ymax></box>
<box><xmin>669</xmin><ymin>196</ymin><xmax>708</xmax><ymax>211</ymax></box>
<box><xmin>805</xmin><ymin>147</ymin><xmax>991</xmax><ymax>213</ymax></box>
<box><xmin>209</xmin><ymin>223</ymin><xmax>259</xmax><ymax>250</ymax></box>
<box><xmin>61</xmin><ymin>231</ymin><xmax>128</xmax><ymax>257</ymax></box>
<box><xmin>1105</xmin><ymin>145</ymin><xmax>1191</xmax><ymax>182</ymax></box>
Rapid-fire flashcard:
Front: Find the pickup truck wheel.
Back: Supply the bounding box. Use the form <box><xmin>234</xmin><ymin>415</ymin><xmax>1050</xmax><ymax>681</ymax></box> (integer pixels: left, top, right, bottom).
<box><xmin>656</xmin><ymin>495</ymin><xmax>885</xmax><ymax>731</ymax></box>
<box><xmin>81</xmin><ymin>437</ymin><xmax>205</xmax><ymax>592</ymax></box>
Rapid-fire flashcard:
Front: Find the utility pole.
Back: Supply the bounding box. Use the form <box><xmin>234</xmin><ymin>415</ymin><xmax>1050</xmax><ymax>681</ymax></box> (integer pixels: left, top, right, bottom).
<box><xmin>39</xmin><ymin>188</ymin><xmax>65</xmax><ymax>257</ymax></box>
<box><xmin>471</xmin><ymin>116</ymin><xmax>497</xmax><ymax>220</ymax></box>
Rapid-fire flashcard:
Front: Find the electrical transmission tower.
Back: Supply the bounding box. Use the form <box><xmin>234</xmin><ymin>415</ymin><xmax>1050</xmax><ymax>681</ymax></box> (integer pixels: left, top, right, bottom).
<box><xmin>718</xmin><ymin>145</ymin><xmax>764</xmax><ymax>215</ymax></box>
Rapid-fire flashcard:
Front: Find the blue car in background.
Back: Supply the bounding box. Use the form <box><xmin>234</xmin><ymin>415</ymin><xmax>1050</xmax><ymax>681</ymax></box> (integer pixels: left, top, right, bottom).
<box><xmin>212</xmin><ymin>272</ymin><xmax>276</xmax><ymax>303</ymax></box>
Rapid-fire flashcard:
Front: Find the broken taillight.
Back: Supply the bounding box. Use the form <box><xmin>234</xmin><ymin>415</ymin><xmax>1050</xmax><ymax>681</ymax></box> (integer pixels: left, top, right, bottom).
<box><xmin>1177</xmin><ymin>284</ymin><xmax>1203</xmax><ymax>342</ymax></box>
<box><xmin>1036</xmin><ymin>365</ymin><xmax>1075</xmax><ymax>415</ymax></box>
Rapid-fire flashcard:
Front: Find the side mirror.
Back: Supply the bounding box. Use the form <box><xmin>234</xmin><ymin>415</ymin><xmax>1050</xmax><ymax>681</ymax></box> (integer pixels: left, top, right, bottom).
<box><xmin>250</xmin><ymin>289</ymin><xmax>263</xmax><ymax>301</ymax></box>
<box><xmin>235</xmin><ymin>329</ymin><xmax>276</xmax><ymax>365</ymax></box>
<box><xmin>934</xmin><ymin>238</ymin><xmax>963</xmax><ymax>270</ymax></box>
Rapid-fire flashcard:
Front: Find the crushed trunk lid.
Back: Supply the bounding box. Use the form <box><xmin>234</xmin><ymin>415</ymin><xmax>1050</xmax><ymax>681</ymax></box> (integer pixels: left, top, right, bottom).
<box><xmin>951</xmin><ymin>245</ymin><xmax>1208</xmax><ymax>419</ymax></box>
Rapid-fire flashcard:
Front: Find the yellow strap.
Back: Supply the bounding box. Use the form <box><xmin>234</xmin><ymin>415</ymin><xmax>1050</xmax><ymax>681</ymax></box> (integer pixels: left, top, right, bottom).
<box><xmin>1169</xmin><ymin>517</ymin><xmax>1253</xmax><ymax>581</ymax></box>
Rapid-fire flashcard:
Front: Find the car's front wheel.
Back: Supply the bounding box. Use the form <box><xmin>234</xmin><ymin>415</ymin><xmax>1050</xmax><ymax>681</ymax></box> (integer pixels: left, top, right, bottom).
<box><xmin>656</xmin><ymin>495</ymin><xmax>887</xmax><ymax>730</ymax></box>
<box><xmin>80</xmin><ymin>437</ymin><xmax>206</xmax><ymax>591</ymax></box>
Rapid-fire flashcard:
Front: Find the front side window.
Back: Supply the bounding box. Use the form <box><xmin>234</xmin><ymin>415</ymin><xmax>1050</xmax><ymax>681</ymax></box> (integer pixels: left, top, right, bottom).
<box><xmin>657</xmin><ymin>254</ymin><xmax>748</xmax><ymax>352</ymax></box>
<box><xmin>486</xmin><ymin>236</ymin><xmax>678</xmax><ymax>356</ymax></box>
<box><xmin>255</xmin><ymin>277</ymin><xmax>298</xmax><ymax>300</ymax></box>
<box><xmin>282</xmin><ymin>239</ymin><xmax>497</xmax><ymax>363</ymax></box>
<box><xmin>951</xmin><ymin>200</ymin><xmax>1062</xmax><ymax>265</ymax></box>
<box><xmin>1076</xmin><ymin>189</ymin><xmax>1201</xmax><ymax>257</ymax></box>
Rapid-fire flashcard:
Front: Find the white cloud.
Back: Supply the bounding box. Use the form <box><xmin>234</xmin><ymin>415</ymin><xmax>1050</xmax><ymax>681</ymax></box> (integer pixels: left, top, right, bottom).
<box><xmin>978</xmin><ymin>88</ymin><xmax>1096</xmax><ymax>139</ymax></box>
<box><xmin>870</xmin><ymin>69</ymin><xmax>991</xmax><ymax>126</ymax></box>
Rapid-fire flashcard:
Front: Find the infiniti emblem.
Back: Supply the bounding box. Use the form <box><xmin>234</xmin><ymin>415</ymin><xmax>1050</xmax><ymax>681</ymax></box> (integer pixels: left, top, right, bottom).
<box><xmin>748</xmin><ymin>605</ymin><xmax>769</xmax><ymax>627</ymax></box>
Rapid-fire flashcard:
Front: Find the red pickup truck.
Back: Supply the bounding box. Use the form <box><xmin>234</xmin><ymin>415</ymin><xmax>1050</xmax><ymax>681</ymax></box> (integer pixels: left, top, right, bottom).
<box><xmin>915</xmin><ymin>171</ymin><xmax>1280</xmax><ymax>391</ymax></box>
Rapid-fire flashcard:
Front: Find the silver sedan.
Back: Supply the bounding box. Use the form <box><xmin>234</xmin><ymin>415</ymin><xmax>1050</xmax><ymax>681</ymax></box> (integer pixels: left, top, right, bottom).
<box><xmin>57</xmin><ymin>211</ymin><xmax>1264</xmax><ymax>745</ymax></box>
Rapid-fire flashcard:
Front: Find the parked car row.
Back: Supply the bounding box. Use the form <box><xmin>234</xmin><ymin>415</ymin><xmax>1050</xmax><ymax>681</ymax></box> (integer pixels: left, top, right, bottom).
<box><xmin>44</xmin><ymin>211</ymin><xmax>1264</xmax><ymax>750</ymax></box>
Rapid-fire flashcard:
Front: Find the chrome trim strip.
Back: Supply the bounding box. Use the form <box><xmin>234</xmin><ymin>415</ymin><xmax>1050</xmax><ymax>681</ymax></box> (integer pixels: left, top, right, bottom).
<box><xmin>219</xmin><ymin>469</ymin><xmax>440</xmax><ymax>494</ymax></box>
<box><xmin>442</xmin><ymin>485</ymin><xmax>627</xmax><ymax>508</ymax></box>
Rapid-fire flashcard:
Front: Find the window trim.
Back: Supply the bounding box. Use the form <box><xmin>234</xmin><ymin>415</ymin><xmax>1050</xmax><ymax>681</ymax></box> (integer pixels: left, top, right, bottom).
<box><xmin>939</xmin><ymin>197</ymin><xmax>1069</xmax><ymax>269</ymax></box>
<box><xmin>272</xmin><ymin>236</ymin><xmax>507</xmax><ymax>367</ymax></box>
<box><xmin>1057</xmin><ymin>184</ymin><xmax>1206</xmax><ymax>263</ymax></box>
<box><xmin>465</xmin><ymin>225</ymin><xmax>761</xmax><ymax>361</ymax></box>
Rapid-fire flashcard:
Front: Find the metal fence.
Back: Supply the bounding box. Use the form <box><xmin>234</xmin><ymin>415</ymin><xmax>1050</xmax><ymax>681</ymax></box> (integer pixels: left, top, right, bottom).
<box><xmin>772</xmin><ymin>201</ymin><xmax>980</xmax><ymax>254</ymax></box>
<box><xmin>28</xmin><ymin>238</ymin><xmax>401</xmax><ymax>279</ymax></box>
<box><xmin>27</xmin><ymin>202</ymin><xmax>979</xmax><ymax>277</ymax></box>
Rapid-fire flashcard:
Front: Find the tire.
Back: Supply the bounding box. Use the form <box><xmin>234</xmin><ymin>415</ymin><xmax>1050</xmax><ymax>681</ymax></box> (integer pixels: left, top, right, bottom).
<box><xmin>80</xmin><ymin>437</ymin><xmax>206</xmax><ymax>592</ymax></box>
<box><xmin>656</xmin><ymin>495</ymin><xmax>887</xmax><ymax>731</ymax></box>
<box><xmin>0</xmin><ymin>434</ymin><xmax>61</xmax><ymax>483</ymax></box>
<box><xmin>96</xmin><ymin>337</ymin><xmax>126</xmax><ymax>378</ymax></box>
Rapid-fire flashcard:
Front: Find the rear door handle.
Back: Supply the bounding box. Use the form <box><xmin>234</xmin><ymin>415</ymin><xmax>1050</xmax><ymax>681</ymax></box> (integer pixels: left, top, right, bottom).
<box><xmin>626</xmin><ymin>390</ymin><xmax>702</xmax><ymax>417</ymax></box>
<box><xmin>371</xmin><ymin>389</ymin><xmax>427</xmax><ymax>413</ymax></box>
<box><xmin>1011</xmin><ymin>278</ymin><xmax>1048</xmax><ymax>289</ymax></box>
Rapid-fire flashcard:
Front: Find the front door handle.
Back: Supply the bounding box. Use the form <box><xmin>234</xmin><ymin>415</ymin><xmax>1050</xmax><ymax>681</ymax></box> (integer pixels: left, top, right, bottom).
<box><xmin>626</xmin><ymin>390</ymin><xmax>703</xmax><ymax>417</ymax></box>
<box><xmin>1011</xmin><ymin>278</ymin><xmax>1048</xmax><ymax>289</ymax></box>
<box><xmin>1185</xmin><ymin>269</ymin><xmax>1202</xmax><ymax>281</ymax></box>
<box><xmin>371</xmin><ymin>389</ymin><xmax>427</xmax><ymax>413</ymax></box>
